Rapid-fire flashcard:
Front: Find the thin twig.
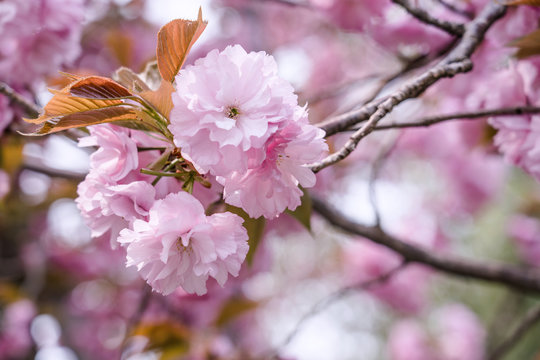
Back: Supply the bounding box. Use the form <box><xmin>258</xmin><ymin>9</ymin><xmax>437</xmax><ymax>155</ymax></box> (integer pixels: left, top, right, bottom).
<box><xmin>369</xmin><ymin>135</ymin><xmax>401</xmax><ymax>227</ymax></box>
<box><xmin>392</xmin><ymin>0</ymin><xmax>465</xmax><ymax>36</ymax></box>
<box><xmin>311</xmin><ymin>196</ymin><xmax>540</xmax><ymax>293</ymax></box>
<box><xmin>259</xmin><ymin>0</ymin><xmax>311</xmax><ymax>8</ymax></box>
<box><xmin>311</xmin><ymin>2</ymin><xmax>507</xmax><ymax>172</ymax></box>
<box><xmin>121</xmin><ymin>284</ymin><xmax>153</xmax><ymax>358</ymax></box>
<box><xmin>22</xmin><ymin>162</ymin><xmax>86</xmax><ymax>181</ymax></box>
<box><xmin>317</xmin><ymin>38</ymin><xmax>459</xmax><ymax>136</ymax></box>
<box><xmin>488</xmin><ymin>303</ymin><xmax>540</xmax><ymax>360</ymax></box>
<box><xmin>371</xmin><ymin>106</ymin><xmax>540</xmax><ymax>131</ymax></box>
<box><xmin>435</xmin><ymin>0</ymin><xmax>475</xmax><ymax>19</ymax></box>
<box><xmin>0</xmin><ymin>82</ymin><xmax>40</xmax><ymax>117</ymax></box>
<box><xmin>262</xmin><ymin>262</ymin><xmax>408</xmax><ymax>359</ymax></box>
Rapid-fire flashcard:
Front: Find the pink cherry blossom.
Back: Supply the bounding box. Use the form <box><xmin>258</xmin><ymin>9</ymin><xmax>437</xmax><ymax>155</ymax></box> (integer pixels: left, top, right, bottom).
<box><xmin>388</xmin><ymin>320</ymin><xmax>435</xmax><ymax>360</ymax></box>
<box><xmin>79</xmin><ymin>124</ymin><xmax>139</xmax><ymax>183</ymax></box>
<box><xmin>0</xmin><ymin>169</ymin><xmax>9</xmax><ymax>199</ymax></box>
<box><xmin>311</xmin><ymin>0</ymin><xmax>388</xmax><ymax>32</ymax></box>
<box><xmin>0</xmin><ymin>0</ymin><xmax>84</xmax><ymax>87</ymax></box>
<box><xmin>508</xmin><ymin>214</ymin><xmax>540</xmax><ymax>267</ymax></box>
<box><xmin>0</xmin><ymin>299</ymin><xmax>36</xmax><ymax>359</ymax></box>
<box><xmin>0</xmin><ymin>94</ymin><xmax>14</xmax><ymax>136</ymax></box>
<box><xmin>434</xmin><ymin>304</ymin><xmax>486</xmax><ymax>360</ymax></box>
<box><xmin>343</xmin><ymin>240</ymin><xmax>430</xmax><ymax>314</ymax></box>
<box><xmin>118</xmin><ymin>192</ymin><xmax>249</xmax><ymax>295</ymax></box>
<box><xmin>76</xmin><ymin>174</ymin><xmax>155</xmax><ymax>246</ymax></box>
<box><xmin>169</xmin><ymin>44</ymin><xmax>297</xmax><ymax>176</ymax></box>
<box><xmin>388</xmin><ymin>304</ymin><xmax>485</xmax><ymax>360</ymax></box>
<box><xmin>221</xmin><ymin>108</ymin><xmax>327</xmax><ymax>218</ymax></box>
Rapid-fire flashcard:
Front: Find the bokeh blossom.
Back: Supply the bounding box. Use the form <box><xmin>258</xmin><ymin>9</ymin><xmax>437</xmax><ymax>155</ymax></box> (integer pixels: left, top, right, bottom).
<box><xmin>0</xmin><ymin>0</ymin><xmax>84</xmax><ymax>87</ymax></box>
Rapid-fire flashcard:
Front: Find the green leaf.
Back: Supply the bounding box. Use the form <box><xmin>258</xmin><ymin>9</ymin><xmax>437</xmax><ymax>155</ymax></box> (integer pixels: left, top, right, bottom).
<box><xmin>286</xmin><ymin>188</ymin><xmax>312</xmax><ymax>231</ymax></box>
<box><xmin>133</xmin><ymin>321</ymin><xmax>190</xmax><ymax>357</ymax></box>
<box><xmin>215</xmin><ymin>297</ymin><xmax>259</xmax><ymax>326</ymax></box>
<box><xmin>226</xmin><ymin>205</ymin><xmax>266</xmax><ymax>265</ymax></box>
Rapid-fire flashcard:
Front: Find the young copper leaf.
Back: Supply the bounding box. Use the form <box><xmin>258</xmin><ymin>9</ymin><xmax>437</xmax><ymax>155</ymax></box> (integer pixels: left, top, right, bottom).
<box><xmin>140</xmin><ymin>81</ymin><xmax>175</xmax><ymax>118</ymax></box>
<box><xmin>225</xmin><ymin>205</ymin><xmax>266</xmax><ymax>266</ymax></box>
<box><xmin>69</xmin><ymin>76</ymin><xmax>133</xmax><ymax>100</ymax></box>
<box><xmin>25</xmin><ymin>91</ymin><xmax>122</xmax><ymax>125</ymax></box>
<box><xmin>31</xmin><ymin>107</ymin><xmax>138</xmax><ymax>135</ymax></box>
<box><xmin>114</xmin><ymin>67</ymin><xmax>174</xmax><ymax>119</ymax></box>
<box><xmin>114</xmin><ymin>67</ymin><xmax>152</xmax><ymax>92</ymax></box>
<box><xmin>23</xmin><ymin>76</ymin><xmax>152</xmax><ymax>135</ymax></box>
<box><xmin>505</xmin><ymin>0</ymin><xmax>540</xmax><ymax>5</ymax></box>
<box><xmin>156</xmin><ymin>8</ymin><xmax>207</xmax><ymax>83</ymax></box>
<box><xmin>509</xmin><ymin>28</ymin><xmax>540</xmax><ymax>59</ymax></box>
<box><xmin>285</xmin><ymin>188</ymin><xmax>312</xmax><ymax>231</ymax></box>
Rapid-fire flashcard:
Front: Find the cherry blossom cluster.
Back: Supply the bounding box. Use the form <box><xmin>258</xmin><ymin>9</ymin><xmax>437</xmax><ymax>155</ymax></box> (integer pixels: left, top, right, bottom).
<box><xmin>0</xmin><ymin>0</ymin><xmax>84</xmax><ymax>87</ymax></box>
<box><xmin>169</xmin><ymin>45</ymin><xmax>328</xmax><ymax>218</ymax></box>
<box><xmin>76</xmin><ymin>45</ymin><xmax>326</xmax><ymax>295</ymax></box>
<box><xmin>0</xmin><ymin>0</ymin><xmax>84</xmax><ymax>136</ymax></box>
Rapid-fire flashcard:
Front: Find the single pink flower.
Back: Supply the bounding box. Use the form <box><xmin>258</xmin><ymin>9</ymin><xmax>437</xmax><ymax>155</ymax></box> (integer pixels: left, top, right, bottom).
<box><xmin>434</xmin><ymin>304</ymin><xmax>486</xmax><ymax>360</ymax></box>
<box><xmin>76</xmin><ymin>174</ymin><xmax>155</xmax><ymax>246</ymax></box>
<box><xmin>221</xmin><ymin>108</ymin><xmax>327</xmax><ymax>218</ymax></box>
<box><xmin>169</xmin><ymin>44</ymin><xmax>298</xmax><ymax>176</ymax></box>
<box><xmin>118</xmin><ymin>192</ymin><xmax>249</xmax><ymax>295</ymax></box>
<box><xmin>79</xmin><ymin>124</ymin><xmax>139</xmax><ymax>183</ymax></box>
<box><xmin>388</xmin><ymin>320</ymin><xmax>435</xmax><ymax>360</ymax></box>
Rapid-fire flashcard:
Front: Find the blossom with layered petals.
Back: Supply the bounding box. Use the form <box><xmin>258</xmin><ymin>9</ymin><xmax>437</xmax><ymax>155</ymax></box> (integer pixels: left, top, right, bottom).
<box><xmin>169</xmin><ymin>44</ymin><xmax>297</xmax><ymax>176</ymax></box>
<box><xmin>79</xmin><ymin>124</ymin><xmax>139</xmax><ymax>183</ymax></box>
<box><xmin>118</xmin><ymin>192</ymin><xmax>249</xmax><ymax>295</ymax></box>
<box><xmin>76</xmin><ymin>175</ymin><xmax>156</xmax><ymax>246</ymax></box>
<box><xmin>222</xmin><ymin>108</ymin><xmax>327</xmax><ymax>218</ymax></box>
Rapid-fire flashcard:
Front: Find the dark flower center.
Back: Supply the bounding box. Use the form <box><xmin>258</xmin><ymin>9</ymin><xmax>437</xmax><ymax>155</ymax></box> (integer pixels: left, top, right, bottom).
<box><xmin>226</xmin><ymin>106</ymin><xmax>240</xmax><ymax>119</ymax></box>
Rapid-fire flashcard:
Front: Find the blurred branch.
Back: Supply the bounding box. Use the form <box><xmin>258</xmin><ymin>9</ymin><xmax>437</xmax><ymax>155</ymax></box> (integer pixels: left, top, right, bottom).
<box><xmin>259</xmin><ymin>0</ymin><xmax>311</xmax><ymax>8</ymax></box>
<box><xmin>22</xmin><ymin>158</ymin><xmax>86</xmax><ymax>181</ymax></box>
<box><xmin>121</xmin><ymin>284</ymin><xmax>153</xmax><ymax>357</ymax></box>
<box><xmin>369</xmin><ymin>135</ymin><xmax>401</xmax><ymax>227</ymax></box>
<box><xmin>434</xmin><ymin>0</ymin><xmax>475</xmax><ymax>19</ymax></box>
<box><xmin>311</xmin><ymin>2</ymin><xmax>507</xmax><ymax>172</ymax></box>
<box><xmin>488</xmin><ymin>303</ymin><xmax>540</xmax><ymax>360</ymax></box>
<box><xmin>371</xmin><ymin>106</ymin><xmax>540</xmax><ymax>131</ymax></box>
<box><xmin>263</xmin><ymin>262</ymin><xmax>408</xmax><ymax>359</ymax></box>
<box><xmin>392</xmin><ymin>0</ymin><xmax>465</xmax><ymax>36</ymax></box>
<box><xmin>0</xmin><ymin>81</ymin><xmax>40</xmax><ymax>118</ymax></box>
<box><xmin>316</xmin><ymin>38</ymin><xmax>458</xmax><ymax>135</ymax></box>
<box><xmin>311</xmin><ymin>196</ymin><xmax>540</xmax><ymax>293</ymax></box>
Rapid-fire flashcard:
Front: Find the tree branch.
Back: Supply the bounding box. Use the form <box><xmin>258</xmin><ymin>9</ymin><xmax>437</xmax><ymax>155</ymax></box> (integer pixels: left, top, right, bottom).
<box><xmin>371</xmin><ymin>106</ymin><xmax>540</xmax><ymax>131</ymax></box>
<box><xmin>488</xmin><ymin>303</ymin><xmax>540</xmax><ymax>360</ymax></box>
<box><xmin>262</xmin><ymin>262</ymin><xmax>408</xmax><ymax>359</ymax></box>
<box><xmin>434</xmin><ymin>0</ymin><xmax>475</xmax><ymax>19</ymax></box>
<box><xmin>311</xmin><ymin>2</ymin><xmax>507</xmax><ymax>172</ymax></box>
<box><xmin>0</xmin><ymin>82</ymin><xmax>40</xmax><ymax>118</ymax></box>
<box><xmin>392</xmin><ymin>0</ymin><xmax>465</xmax><ymax>36</ymax></box>
<box><xmin>311</xmin><ymin>196</ymin><xmax>540</xmax><ymax>293</ymax></box>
